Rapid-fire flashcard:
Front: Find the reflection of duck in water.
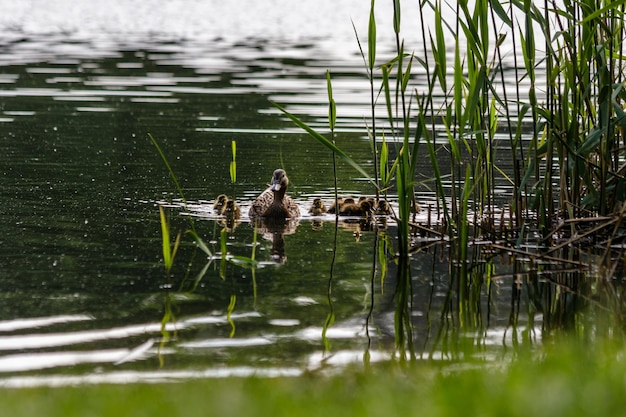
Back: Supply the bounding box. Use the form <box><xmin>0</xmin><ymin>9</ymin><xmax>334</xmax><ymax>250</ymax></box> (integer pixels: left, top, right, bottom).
<box><xmin>249</xmin><ymin>169</ymin><xmax>300</xmax><ymax>219</ymax></box>
<box><xmin>308</xmin><ymin>198</ymin><xmax>326</xmax><ymax>216</ymax></box>
<box><xmin>213</xmin><ymin>194</ymin><xmax>229</xmax><ymax>214</ymax></box>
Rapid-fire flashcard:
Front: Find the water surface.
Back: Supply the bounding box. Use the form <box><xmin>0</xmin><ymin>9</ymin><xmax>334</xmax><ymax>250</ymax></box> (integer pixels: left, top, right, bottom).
<box><xmin>0</xmin><ymin>0</ymin><xmax>564</xmax><ymax>387</ymax></box>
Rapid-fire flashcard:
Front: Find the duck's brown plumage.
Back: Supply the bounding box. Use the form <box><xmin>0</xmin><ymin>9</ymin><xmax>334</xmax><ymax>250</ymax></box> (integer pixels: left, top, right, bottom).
<box><xmin>249</xmin><ymin>169</ymin><xmax>300</xmax><ymax>219</ymax></box>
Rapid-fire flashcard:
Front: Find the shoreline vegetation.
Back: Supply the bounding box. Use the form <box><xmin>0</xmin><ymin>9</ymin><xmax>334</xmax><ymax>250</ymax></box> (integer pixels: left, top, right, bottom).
<box><xmin>273</xmin><ymin>0</ymin><xmax>626</xmax><ymax>354</ymax></box>
<box><xmin>3</xmin><ymin>340</ymin><xmax>626</xmax><ymax>416</ymax></box>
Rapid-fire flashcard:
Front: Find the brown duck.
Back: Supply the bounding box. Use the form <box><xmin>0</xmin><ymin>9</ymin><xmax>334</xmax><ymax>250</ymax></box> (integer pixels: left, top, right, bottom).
<box><xmin>249</xmin><ymin>169</ymin><xmax>300</xmax><ymax>219</ymax></box>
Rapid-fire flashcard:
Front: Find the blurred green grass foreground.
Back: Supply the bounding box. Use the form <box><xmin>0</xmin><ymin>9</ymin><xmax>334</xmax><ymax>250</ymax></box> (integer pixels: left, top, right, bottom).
<box><xmin>2</xmin><ymin>340</ymin><xmax>626</xmax><ymax>417</ymax></box>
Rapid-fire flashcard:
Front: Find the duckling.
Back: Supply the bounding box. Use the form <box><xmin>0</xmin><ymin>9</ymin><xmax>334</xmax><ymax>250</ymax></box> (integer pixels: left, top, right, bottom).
<box><xmin>358</xmin><ymin>196</ymin><xmax>375</xmax><ymax>205</ymax></box>
<box><xmin>213</xmin><ymin>194</ymin><xmax>229</xmax><ymax>215</ymax></box>
<box><xmin>249</xmin><ymin>169</ymin><xmax>300</xmax><ymax>219</ymax></box>
<box><xmin>358</xmin><ymin>199</ymin><xmax>375</xmax><ymax>218</ymax></box>
<box><xmin>308</xmin><ymin>198</ymin><xmax>326</xmax><ymax>216</ymax></box>
<box><xmin>339</xmin><ymin>198</ymin><xmax>373</xmax><ymax>217</ymax></box>
<box><xmin>222</xmin><ymin>199</ymin><xmax>241</xmax><ymax>219</ymax></box>
<box><xmin>376</xmin><ymin>199</ymin><xmax>392</xmax><ymax>215</ymax></box>
<box><xmin>338</xmin><ymin>198</ymin><xmax>357</xmax><ymax>215</ymax></box>
<box><xmin>327</xmin><ymin>197</ymin><xmax>344</xmax><ymax>214</ymax></box>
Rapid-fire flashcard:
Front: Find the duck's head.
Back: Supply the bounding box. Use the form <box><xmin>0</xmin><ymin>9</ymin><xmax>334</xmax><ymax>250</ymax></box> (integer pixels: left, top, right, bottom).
<box><xmin>312</xmin><ymin>198</ymin><xmax>325</xmax><ymax>209</ymax></box>
<box><xmin>269</xmin><ymin>169</ymin><xmax>289</xmax><ymax>192</ymax></box>
<box><xmin>213</xmin><ymin>194</ymin><xmax>229</xmax><ymax>212</ymax></box>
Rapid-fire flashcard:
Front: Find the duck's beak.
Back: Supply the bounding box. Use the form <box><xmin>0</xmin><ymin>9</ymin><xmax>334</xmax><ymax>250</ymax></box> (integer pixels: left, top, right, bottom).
<box><xmin>270</xmin><ymin>181</ymin><xmax>282</xmax><ymax>192</ymax></box>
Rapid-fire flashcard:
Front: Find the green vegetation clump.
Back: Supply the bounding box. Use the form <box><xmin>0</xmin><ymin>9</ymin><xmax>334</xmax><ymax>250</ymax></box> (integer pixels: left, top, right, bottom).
<box><xmin>2</xmin><ymin>341</ymin><xmax>625</xmax><ymax>417</ymax></box>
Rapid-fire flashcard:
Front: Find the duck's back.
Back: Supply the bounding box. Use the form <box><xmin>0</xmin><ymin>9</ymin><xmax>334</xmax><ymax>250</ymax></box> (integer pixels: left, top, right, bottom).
<box><xmin>282</xmin><ymin>196</ymin><xmax>300</xmax><ymax>218</ymax></box>
<box><xmin>248</xmin><ymin>188</ymin><xmax>273</xmax><ymax>219</ymax></box>
<box><xmin>249</xmin><ymin>191</ymin><xmax>300</xmax><ymax>219</ymax></box>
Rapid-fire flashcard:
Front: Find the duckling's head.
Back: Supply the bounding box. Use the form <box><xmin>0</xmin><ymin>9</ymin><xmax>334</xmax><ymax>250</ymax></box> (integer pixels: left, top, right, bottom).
<box><xmin>359</xmin><ymin>200</ymin><xmax>374</xmax><ymax>215</ymax></box>
<box><xmin>377</xmin><ymin>199</ymin><xmax>391</xmax><ymax>214</ymax></box>
<box><xmin>309</xmin><ymin>198</ymin><xmax>326</xmax><ymax>215</ymax></box>
<box><xmin>213</xmin><ymin>194</ymin><xmax>229</xmax><ymax>213</ymax></box>
<box><xmin>270</xmin><ymin>169</ymin><xmax>289</xmax><ymax>192</ymax></box>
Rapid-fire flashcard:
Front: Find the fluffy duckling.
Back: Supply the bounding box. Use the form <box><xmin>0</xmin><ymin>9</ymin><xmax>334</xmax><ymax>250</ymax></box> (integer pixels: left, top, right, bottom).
<box><xmin>376</xmin><ymin>199</ymin><xmax>392</xmax><ymax>215</ymax></box>
<box><xmin>339</xmin><ymin>198</ymin><xmax>373</xmax><ymax>217</ymax></box>
<box><xmin>308</xmin><ymin>198</ymin><xmax>327</xmax><ymax>216</ymax></box>
<box><xmin>327</xmin><ymin>197</ymin><xmax>344</xmax><ymax>214</ymax></box>
<box><xmin>249</xmin><ymin>169</ymin><xmax>300</xmax><ymax>219</ymax></box>
<box><xmin>358</xmin><ymin>200</ymin><xmax>375</xmax><ymax>218</ymax></box>
<box><xmin>222</xmin><ymin>199</ymin><xmax>241</xmax><ymax>219</ymax></box>
<box><xmin>213</xmin><ymin>194</ymin><xmax>229</xmax><ymax>215</ymax></box>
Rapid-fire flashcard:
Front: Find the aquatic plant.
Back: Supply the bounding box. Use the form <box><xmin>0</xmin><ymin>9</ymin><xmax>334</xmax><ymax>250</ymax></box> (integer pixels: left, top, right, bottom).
<box><xmin>158</xmin><ymin>205</ymin><xmax>181</xmax><ymax>277</ymax></box>
<box><xmin>272</xmin><ymin>0</ymin><xmax>626</xmax><ymax>353</ymax></box>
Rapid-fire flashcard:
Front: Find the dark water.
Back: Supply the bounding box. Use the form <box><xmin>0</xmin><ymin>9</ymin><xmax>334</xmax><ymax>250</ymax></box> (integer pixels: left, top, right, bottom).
<box><xmin>0</xmin><ymin>1</ymin><xmax>571</xmax><ymax>387</ymax></box>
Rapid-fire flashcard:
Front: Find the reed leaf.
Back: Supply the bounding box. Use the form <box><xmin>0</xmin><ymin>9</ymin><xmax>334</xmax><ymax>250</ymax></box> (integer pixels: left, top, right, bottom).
<box><xmin>219</xmin><ymin>227</ymin><xmax>227</xmax><ymax>279</ymax></box>
<box><xmin>227</xmin><ymin>294</ymin><xmax>236</xmax><ymax>338</ymax></box>
<box><xmin>380</xmin><ymin>134</ymin><xmax>389</xmax><ymax>188</ymax></box>
<box><xmin>270</xmin><ymin>100</ymin><xmax>373</xmax><ymax>183</ymax></box>
<box><xmin>381</xmin><ymin>64</ymin><xmax>394</xmax><ymax>134</ymax></box>
<box><xmin>186</xmin><ymin>229</ymin><xmax>213</xmax><ymax>257</ymax></box>
<box><xmin>393</xmin><ymin>0</ymin><xmax>401</xmax><ymax>34</ymax></box>
<box><xmin>368</xmin><ymin>0</ymin><xmax>376</xmax><ymax>71</ymax></box>
<box><xmin>326</xmin><ymin>70</ymin><xmax>336</xmax><ymax>131</ymax></box>
<box><xmin>148</xmin><ymin>133</ymin><xmax>187</xmax><ymax>205</ymax></box>
<box><xmin>230</xmin><ymin>140</ymin><xmax>237</xmax><ymax>184</ymax></box>
<box><xmin>229</xmin><ymin>255</ymin><xmax>259</xmax><ymax>269</ymax></box>
<box><xmin>159</xmin><ymin>206</ymin><xmax>181</xmax><ymax>273</ymax></box>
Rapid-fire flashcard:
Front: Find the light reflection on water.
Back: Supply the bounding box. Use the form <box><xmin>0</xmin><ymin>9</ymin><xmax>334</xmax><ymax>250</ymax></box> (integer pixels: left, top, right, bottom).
<box><xmin>0</xmin><ymin>0</ymin><xmax>549</xmax><ymax>386</ymax></box>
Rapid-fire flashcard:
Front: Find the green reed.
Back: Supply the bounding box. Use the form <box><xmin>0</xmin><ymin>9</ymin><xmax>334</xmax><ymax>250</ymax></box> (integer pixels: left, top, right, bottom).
<box><xmin>159</xmin><ymin>205</ymin><xmax>181</xmax><ymax>276</ymax></box>
<box><xmin>148</xmin><ymin>133</ymin><xmax>258</xmax><ymax>341</ymax></box>
<box><xmin>322</xmin><ymin>69</ymin><xmax>337</xmax><ymax>352</ymax></box>
<box><xmin>272</xmin><ymin>0</ymin><xmax>626</xmax><ymax>351</ymax></box>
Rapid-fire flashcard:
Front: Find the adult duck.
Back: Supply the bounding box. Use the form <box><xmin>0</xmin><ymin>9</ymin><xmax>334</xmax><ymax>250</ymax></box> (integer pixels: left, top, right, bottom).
<box><xmin>249</xmin><ymin>169</ymin><xmax>300</xmax><ymax>219</ymax></box>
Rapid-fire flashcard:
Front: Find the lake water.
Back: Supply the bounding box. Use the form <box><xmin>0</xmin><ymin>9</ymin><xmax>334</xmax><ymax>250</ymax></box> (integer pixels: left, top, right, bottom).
<box><xmin>0</xmin><ymin>0</ymin><xmax>604</xmax><ymax>387</ymax></box>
